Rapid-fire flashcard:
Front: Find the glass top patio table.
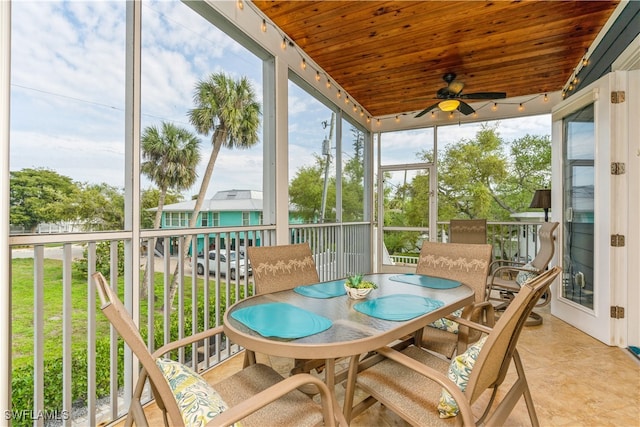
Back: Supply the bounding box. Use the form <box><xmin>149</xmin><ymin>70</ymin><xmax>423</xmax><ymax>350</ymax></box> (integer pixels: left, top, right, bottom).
<box><xmin>223</xmin><ymin>273</ymin><xmax>474</xmax><ymax>361</ymax></box>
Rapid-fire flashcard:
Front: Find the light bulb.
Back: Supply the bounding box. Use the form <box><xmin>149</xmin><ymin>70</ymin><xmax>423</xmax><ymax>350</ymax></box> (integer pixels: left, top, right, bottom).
<box><xmin>315</xmin><ymin>71</ymin><xmax>320</xmax><ymax>82</ymax></box>
<box><xmin>237</xmin><ymin>0</ymin><xmax>243</xmax><ymax>10</ymax></box>
<box><xmin>301</xmin><ymin>59</ymin><xmax>306</xmax><ymax>70</ymax></box>
<box><xmin>261</xmin><ymin>19</ymin><xmax>267</xmax><ymax>32</ymax></box>
<box><xmin>544</xmin><ymin>93</ymin><xmax>548</xmax><ymax>102</ymax></box>
<box><xmin>492</xmin><ymin>103</ymin><xmax>498</xmax><ymax>111</ymax></box>
<box><xmin>281</xmin><ymin>38</ymin><xmax>287</xmax><ymax>50</ymax></box>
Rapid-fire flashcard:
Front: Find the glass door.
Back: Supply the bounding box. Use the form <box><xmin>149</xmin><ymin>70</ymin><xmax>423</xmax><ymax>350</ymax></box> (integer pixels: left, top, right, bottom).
<box><xmin>551</xmin><ymin>75</ymin><xmax>612</xmax><ymax>345</ymax></box>
<box><xmin>562</xmin><ymin>104</ymin><xmax>595</xmax><ymax>309</ymax></box>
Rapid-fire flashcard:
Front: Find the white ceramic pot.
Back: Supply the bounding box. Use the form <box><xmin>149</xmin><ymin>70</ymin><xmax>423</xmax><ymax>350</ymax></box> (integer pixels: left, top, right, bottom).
<box><xmin>344</xmin><ymin>284</ymin><xmax>372</xmax><ymax>299</ymax></box>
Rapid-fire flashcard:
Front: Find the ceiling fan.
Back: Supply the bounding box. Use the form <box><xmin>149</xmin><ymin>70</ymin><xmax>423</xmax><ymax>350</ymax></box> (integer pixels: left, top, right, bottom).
<box><xmin>415</xmin><ymin>73</ymin><xmax>507</xmax><ymax>117</ymax></box>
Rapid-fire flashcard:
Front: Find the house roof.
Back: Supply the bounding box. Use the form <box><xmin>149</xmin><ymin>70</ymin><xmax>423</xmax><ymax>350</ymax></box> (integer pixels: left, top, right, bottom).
<box><xmin>159</xmin><ymin>190</ymin><xmax>263</xmax><ymax>212</ymax></box>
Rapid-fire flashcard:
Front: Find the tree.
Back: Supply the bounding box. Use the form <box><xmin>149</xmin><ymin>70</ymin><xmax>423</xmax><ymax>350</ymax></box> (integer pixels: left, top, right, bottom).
<box><xmin>414</xmin><ymin>123</ymin><xmax>551</xmax><ymax>220</ymax></box>
<box><xmin>289</xmin><ymin>155</ymin><xmax>334</xmax><ymax>223</ymax></box>
<box><xmin>10</xmin><ymin>168</ymin><xmax>80</xmax><ymax>232</ymax></box>
<box><xmin>75</xmin><ymin>183</ymin><xmax>125</xmax><ymax>231</ymax></box>
<box><xmin>164</xmin><ymin>73</ymin><xmax>260</xmax><ymax>308</ymax></box>
<box><xmin>141</xmin><ymin>121</ymin><xmax>201</xmax><ymax>230</ymax></box>
<box><xmin>140</xmin><ymin>121</ymin><xmax>201</xmax><ymax>297</ymax></box>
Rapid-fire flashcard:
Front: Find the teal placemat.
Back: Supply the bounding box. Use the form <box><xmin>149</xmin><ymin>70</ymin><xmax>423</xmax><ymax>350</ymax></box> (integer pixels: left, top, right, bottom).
<box><xmin>354</xmin><ymin>294</ymin><xmax>445</xmax><ymax>321</ymax></box>
<box><xmin>231</xmin><ymin>302</ymin><xmax>332</xmax><ymax>338</ymax></box>
<box><xmin>294</xmin><ymin>280</ymin><xmax>346</xmax><ymax>298</ymax></box>
<box><xmin>389</xmin><ymin>274</ymin><xmax>461</xmax><ymax>289</ymax></box>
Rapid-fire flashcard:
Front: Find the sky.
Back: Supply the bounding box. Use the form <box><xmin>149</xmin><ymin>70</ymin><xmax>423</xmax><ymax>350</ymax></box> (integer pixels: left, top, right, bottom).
<box><xmin>9</xmin><ymin>0</ymin><xmax>552</xmax><ymax>201</ymax></box>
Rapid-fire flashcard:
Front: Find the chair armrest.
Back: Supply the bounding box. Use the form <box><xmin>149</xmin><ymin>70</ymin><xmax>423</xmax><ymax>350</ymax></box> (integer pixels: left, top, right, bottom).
<box><xmin>453</xmin><ymin>316</ymin><xmax>493</xmax><ymax>335</ymax></box>
<box><xmin>207</xmin><ymin>373</ymin><xmax>348</xmax><ymax>427</ymax></box>
<box><xmin>152</xmin><ymin>326</ymin><xmax>226</xmax><ymax>358</ymax></box>
<box><xmin>374</xmin><ymin>346</ymin><xmax>475</xmax><ymax>426</ymax></box>
<box><xmin>489</xmin><ymin>259</ymin><xmax>525</xmax><ymax>271</ymax></box>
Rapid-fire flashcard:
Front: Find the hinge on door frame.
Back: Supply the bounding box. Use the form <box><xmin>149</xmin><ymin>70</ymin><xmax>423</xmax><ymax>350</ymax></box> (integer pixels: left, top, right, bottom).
<box><xmin>611</xmin><ymin>234</ymin><xmax>626</xmax><ymax>247</ymax></box>
<box><xmin>610</xmin><ymin>306</ymin><xmax>625</xmax><ymax>319</ymax></box>
<box><xmin>611</xmin><ymin>91</ymin><xmax>625</xmax><ymax>104</ymax></box>
<box><xmin>611</xmin><ymin>162</ymin><xmax>626</xmax><ymax>175</ymax></box>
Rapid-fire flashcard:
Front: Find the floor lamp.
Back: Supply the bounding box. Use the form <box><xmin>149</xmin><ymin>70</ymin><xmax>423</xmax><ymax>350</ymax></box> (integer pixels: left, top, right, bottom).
<box><xmin>530</xmin><ymin>189</ymin><xmax>551</xmax><ymax>222</ymax></box>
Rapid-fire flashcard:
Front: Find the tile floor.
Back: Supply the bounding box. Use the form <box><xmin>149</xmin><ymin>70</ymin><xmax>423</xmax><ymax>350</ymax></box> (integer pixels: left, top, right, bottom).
<box><xmin>115</xmin><ymin>306</ymin><xmax>640</xmax><ymax>426</ymax></box>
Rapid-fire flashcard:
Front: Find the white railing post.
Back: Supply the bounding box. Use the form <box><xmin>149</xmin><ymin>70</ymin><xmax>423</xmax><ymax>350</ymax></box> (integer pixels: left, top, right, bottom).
<box><xmin>0</xmin><ymin>0</ymin><xmax>11</xmax><ymax>418</ymax></box>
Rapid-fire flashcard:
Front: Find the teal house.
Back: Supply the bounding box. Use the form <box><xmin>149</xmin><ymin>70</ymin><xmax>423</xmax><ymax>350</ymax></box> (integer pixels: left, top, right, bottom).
<box><xmin>159</xmin><ymin>189</ymin><xmax>264</xmax><ymax>255</ymax></box>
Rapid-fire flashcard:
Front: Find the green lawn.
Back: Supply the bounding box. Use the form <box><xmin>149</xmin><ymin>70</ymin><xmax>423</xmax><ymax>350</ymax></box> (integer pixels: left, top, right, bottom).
<box><xmin>11</xmin><ymin>258</ymin><xmax>248</xmax><ymax>367</ymax></box>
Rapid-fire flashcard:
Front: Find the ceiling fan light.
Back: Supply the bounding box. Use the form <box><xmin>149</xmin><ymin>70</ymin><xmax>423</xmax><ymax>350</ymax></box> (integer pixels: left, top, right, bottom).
<box><xmin>438</xmin><ymin>99</ymin><xmax>460</xmax><ymax>112</ymax></box>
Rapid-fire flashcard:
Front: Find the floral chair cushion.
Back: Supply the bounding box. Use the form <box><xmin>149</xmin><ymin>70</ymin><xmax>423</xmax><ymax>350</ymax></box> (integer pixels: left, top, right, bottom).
<box><xmin>515</xmin><ymin>263</ymin><xmax>538</xmax><ymax>285</ymax></box>
<box><xmin>437</xmin><ymin>335</ymin><xmax>488</xmax><ymax>418</ymax></box>
<box><xmin>156</xmin><ymin>358</ymin><xmax>231</xmax><ymax>427</ymax></box>
<box><xmin>429</xmin><ymin>308</ymin><xmax>463</xmax><ymax>334</ymax></box>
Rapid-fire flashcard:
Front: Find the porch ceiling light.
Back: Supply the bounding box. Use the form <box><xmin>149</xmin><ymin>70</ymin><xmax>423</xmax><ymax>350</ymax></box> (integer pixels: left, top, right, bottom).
<box><xmin>438</xmin><ymin>99</ymin><xmax>460</xmax><ymax>112</ymax></box>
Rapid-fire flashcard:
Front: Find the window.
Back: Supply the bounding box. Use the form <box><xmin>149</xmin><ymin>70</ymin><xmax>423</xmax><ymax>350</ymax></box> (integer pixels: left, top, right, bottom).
<box><xmin>212</xmin><ymin>212</ymin><xmax>220</xmax><ymax>227</ymax></box>
<box><xmin>242</xmin><ymin>212</ymin><xmax>250</xmax><ymax>226</ymax></box>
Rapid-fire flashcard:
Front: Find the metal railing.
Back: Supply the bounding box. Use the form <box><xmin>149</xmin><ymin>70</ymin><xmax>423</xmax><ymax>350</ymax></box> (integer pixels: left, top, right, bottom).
<box><xmin>8</xmin><ymin>220</ymin><xmax>540</xmax><ymax>425</ymax></box>
<box><xmin>7</xmin><ymin>221</ymin><xmax>371</xmax><ymax>426</ymax></box>
<box><xmin>387</xmin><ymin>221</ymin><xmax>545</xmax><ymax>267</ymax></box>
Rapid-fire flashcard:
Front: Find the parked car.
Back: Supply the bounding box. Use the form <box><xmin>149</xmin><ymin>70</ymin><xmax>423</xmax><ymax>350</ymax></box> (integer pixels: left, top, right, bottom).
<box><xmin>195</xmin><ymin>249</ymin><xmax>251</xmax><ymax>279</ymax></box>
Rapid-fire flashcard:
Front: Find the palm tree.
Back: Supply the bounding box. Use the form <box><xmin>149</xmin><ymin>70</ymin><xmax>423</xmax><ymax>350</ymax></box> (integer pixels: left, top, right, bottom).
<box><xmin>167</xmin><ymin>72</ymin><xmax>260</xmax><ymax>308</ymax></box>
<box><xmin>141</xmin><ymin>121</ymin><xmax>200</xmax><ymax>298</ymax></box>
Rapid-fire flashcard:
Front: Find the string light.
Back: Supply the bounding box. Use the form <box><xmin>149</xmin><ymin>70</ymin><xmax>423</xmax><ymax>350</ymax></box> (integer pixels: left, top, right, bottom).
<box><xmin>395</xmin><ymin>115</ymin><xmax>400</xmax><ymax>123</ymax></box>
<box><xmin>492</xmin><ymin>103</ymin><xmax>498</xmax><ymax>111</ymax></box>
<box><xmin>518</xmin><ymin>103</ymin><xmax>524</xmax><ymax>111</ymax></box>
<box><xmin>431</xmin><ymin>111</ymin><xmax>436</xmax><ymax>119</ymax></box>
<box><xmin>244</xmin><ymin>2</ymin><xmax>370</xmax><ymax>126</ymax></box>
<box><xmin>544</xmin><ymin>93</ymin><xmax>548</xmax><ymax>102</ymax></box>
<box><xmin>376</xmin><ymin>119</ymin><xmax>381</xmax><ymax>126</ymax></box>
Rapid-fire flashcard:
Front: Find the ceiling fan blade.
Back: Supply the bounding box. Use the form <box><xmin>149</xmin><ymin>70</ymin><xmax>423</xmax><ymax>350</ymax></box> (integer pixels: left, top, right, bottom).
<box><xmin>415</xmin><ymin>102</ymin><xmax>439</xmax><ymax>118</ymax></box>
<box><xmin>458</xmin><ymin>101</ymin><xmax>475</xmax><ymax>115</ymax></box>
<box><xmin>459</xmin><ymin>92</ymin><xmax>507</xmax><ymax>99</ymax></box>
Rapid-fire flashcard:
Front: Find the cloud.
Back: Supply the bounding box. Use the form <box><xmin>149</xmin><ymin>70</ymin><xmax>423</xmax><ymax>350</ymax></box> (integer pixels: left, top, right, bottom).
<box><xmin>9</xmin><ymin>0</ymin><xmax>552</xmax><ymax>202</ymax></box>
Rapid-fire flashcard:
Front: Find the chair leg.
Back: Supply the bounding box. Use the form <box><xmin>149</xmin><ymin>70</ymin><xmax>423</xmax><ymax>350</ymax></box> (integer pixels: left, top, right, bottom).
<box><xmin>514</xmin><ymin>350</ymin><xmax>540</xmax><ymax>427</ymax></box>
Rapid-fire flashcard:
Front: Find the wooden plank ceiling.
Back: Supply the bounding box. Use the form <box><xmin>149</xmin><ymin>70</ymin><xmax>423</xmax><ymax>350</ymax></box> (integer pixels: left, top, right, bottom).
<box><xmin>253</xmin><ymin>1</ymin><xmax>619</xmax><ymax>117</ymax></box>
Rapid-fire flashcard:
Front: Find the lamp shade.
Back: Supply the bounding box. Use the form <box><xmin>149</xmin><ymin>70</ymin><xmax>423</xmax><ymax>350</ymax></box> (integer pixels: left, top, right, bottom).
<box><xmin>438</xmin><ymin>99</ymin><xmax>460</xmax><ymax>112</ymax></box>
<box><xmin>529</xmin><ymin>189</ymin><xmax>551</xmax><ymax>209</ymax></box>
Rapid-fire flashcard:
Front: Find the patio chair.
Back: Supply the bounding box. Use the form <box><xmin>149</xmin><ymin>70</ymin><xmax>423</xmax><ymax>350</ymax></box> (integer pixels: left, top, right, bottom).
<box><xmin>93</xmin><ymin>272</ymin><xmax>346</xmax><ymax>427</ymax></box>
<box><xmin>449</xmin><ymin>219</ymin><xmax>488</xmax><ymax>244</ymax></box>
<box><xmin>344</xmin><ymin>266</ymin><xmax>562</xmax><ymax>426</ymax></box>
<box><xmin>414</xmin><ymin>241</ymin><xmax>494</xmax><ymax>358</ymax></box>
<box><xmin>486</xmin><ymin>221</ymin><xmax>559</xmax><ymax>326</ymax></box>
<box><xmin>246</xmin><ymin>243</ymin><xmax>327</xmax><ymax>378</ymax></box>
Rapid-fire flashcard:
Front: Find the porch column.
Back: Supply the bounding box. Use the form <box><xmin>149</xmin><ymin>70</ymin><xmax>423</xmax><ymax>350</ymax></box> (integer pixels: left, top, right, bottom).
<box><xmin>0</xmin><ymin>0</ymin><xmax>10</xmax><ymax>416</ymax></box>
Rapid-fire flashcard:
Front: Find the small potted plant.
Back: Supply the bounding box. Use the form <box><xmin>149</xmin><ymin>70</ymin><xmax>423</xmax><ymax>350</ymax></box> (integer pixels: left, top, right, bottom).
<box><xmin>344</xmin><ymin>273</ymin><xmax>377</xmax><ymax>299</ymax></box>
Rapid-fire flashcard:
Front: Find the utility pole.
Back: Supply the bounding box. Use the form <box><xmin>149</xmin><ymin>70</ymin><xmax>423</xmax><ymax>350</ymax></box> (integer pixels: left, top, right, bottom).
<box><xmin>320</xmin><ymin>112</ymin><xmax>335</xmax><ymax>223</ymax></box>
